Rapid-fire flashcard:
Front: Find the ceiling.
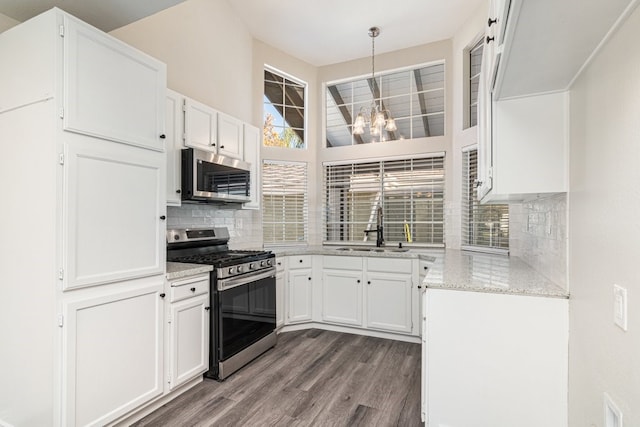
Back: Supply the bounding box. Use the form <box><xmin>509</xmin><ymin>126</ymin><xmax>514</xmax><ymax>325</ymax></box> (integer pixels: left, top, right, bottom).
<box><xmin>0</xmin><ymin>0</ymin><xmax>486</xmax><ymax>66</ymax></box>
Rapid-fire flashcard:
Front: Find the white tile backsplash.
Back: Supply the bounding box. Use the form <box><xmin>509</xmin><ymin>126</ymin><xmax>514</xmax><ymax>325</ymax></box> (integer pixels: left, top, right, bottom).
<box><xmin>509</xmin><ymin>194</ymin><xmax>568</xmax><ymax>290</ymax></box>
<box><xmin>167</xmin><ymin>204</ymin><xmax>263</xmax><ymax>249</ymax></box>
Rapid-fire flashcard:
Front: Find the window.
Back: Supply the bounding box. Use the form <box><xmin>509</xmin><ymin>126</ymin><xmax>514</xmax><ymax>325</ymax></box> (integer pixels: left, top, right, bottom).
<box><xmin>462</xmin><ymin>148</ymin><xmax>509</xmax><ymax>250</ymax></box>
<box><xmin>262</xmin><ymin>161</ymin><xmax>308</xmax><ymax>244</ymax></box>
<box><xmin>467</xmin><ymin>38</ymin><xmax>483</xmax><ymax>128</ymax></box>
<box><xmin>263</xmin><ymin>68</ymin><xmax>306</xmax><ymax>149</ymax></box>
<box><xmin>325</xmin><ymin>63</ymin><xmax>445</xmax><ymax>147</ymax></box>
<box><xmin>324</xmin><ymin>156</ymin><xmax>445</xmax><ymax>246</ymax></box>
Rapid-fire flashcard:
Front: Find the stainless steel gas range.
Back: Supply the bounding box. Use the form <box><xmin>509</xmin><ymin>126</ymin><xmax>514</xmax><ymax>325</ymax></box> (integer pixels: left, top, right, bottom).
<box><xmin>166</xmin><ymin>227</ymin><xmax>276</xmax><ymax>380</ymax></box>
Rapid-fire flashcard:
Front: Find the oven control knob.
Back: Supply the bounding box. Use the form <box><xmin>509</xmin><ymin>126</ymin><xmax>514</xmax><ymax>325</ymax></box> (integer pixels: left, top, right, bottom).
<box><xmin>237</xmin><ymin>265</ymin><xmax>243</xmax><ymax>273</ymax></box>
<box><xmin>266</xmin><ymin>259</ymin><xmax>272</xmax><ymax>266</ymax></box>
<box><xmin>249</xmin><ymin>263</ymin><xmax>255</xmax><ymax>270</ymax></box>
<box><xmin>260</xmin><ymin>261</ymin><xmax>266</xmax><ymax>267</ymax></box>
<box><xmin>228</xmin><ymin>267</ymin><xmax>234</xmax><ymax>275</ymax></box>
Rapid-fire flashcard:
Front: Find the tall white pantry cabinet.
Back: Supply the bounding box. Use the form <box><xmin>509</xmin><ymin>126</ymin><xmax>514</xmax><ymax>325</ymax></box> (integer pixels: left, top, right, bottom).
<box><xmin>0</xmin><ymin>9</ymin><xmax>167</xmax><ymax>427</ymax></box>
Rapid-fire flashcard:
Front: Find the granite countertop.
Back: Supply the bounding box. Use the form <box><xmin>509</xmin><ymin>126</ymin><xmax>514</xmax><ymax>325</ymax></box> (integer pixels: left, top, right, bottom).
<box><xmin>423</xmin><ymin>250</ymin><xmax>569</xmax><ymax>299</ymax></box>
<box><xmin>166</xmin><ymin>262</ymin><xmax>213</xmax><ymax>280</ymax></box>
<box><xmin>268</xmin><ymin>245</ymin><xmax>568</xmax><ymax>299</ymax></box>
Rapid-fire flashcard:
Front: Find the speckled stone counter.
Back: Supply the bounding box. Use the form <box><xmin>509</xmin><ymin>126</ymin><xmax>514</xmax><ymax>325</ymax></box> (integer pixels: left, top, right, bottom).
<box><xmin>166</xmin><ymin>262</ymin><xmax>213</xmax><ymax>280</ymax></box>
<box><xmin>268</xmin><ymin>246</ymin><xmax>568</xmax><ymax>299</ymax></box>
<box><xmin>423</xmin><ymin>250</ymin><xmax>568</xmax><ymax>298</ymax></box>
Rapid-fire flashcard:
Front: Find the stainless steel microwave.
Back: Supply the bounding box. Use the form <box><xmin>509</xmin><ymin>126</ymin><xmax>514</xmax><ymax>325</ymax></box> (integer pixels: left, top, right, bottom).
<box><xmin>181</xmin><ymin>148</ymin><xmax>251</xmax><ymax>203</ymax></box>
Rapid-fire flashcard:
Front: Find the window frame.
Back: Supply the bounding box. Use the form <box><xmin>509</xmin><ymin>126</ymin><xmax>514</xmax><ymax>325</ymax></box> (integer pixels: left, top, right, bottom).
<box><xmin>263</xmin><ymin>65</ymin><xmax>307</xmax><ymax>150</ymax></box>
<box><xmin>323</xmin><ymin>153</ymin><xmax>446</xmax><ymax>247</ymax></box>
<box><xmin>464</xmin><ymin>36</ymin><xmax>484</xmax><ymax>130</ymax></box>
<box><xmin>324</xmin><ymin>60</ymin><xmax>446</xmax><ymax>147</ymax></box>
<box><xmin>461</xmin><ymin>146</ymin><xmax>509</xmax><ymax>253</ymax></box>
<box><xmin>261</xmin><ymin>160</ymin><xmax>309</xmax><ymax>246</ymax></box>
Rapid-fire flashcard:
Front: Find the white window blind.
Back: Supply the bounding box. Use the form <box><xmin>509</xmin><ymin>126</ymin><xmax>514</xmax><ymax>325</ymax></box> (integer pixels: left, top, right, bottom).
<box><xmin>462</xmin><ymin>149</ymin><xmax>509</xmax><ymax>249</ymax></box>
<box><xmin>324</xmin><ymin>156</ymin><xmax>445</xmax><ymax>246</ymax></box>
<box><xmin>262</xmin><ymin>161</ymin><xmax>308</xmax><ymax>244</ymax></box>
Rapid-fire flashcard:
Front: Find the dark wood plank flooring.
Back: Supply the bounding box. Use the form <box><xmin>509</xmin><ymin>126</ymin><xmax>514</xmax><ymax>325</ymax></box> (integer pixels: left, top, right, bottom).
<box><xmin>132</xmin><ymin>329</ymin><xmax>422</xmax><ymax>427</ymax></box>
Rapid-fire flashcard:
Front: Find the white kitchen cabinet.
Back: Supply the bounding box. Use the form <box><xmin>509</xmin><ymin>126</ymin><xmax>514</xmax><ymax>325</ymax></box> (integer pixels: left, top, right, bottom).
<box><xmin>424</xmin><ymin>288</ymin><xmax>568</xmax><ymax>427</ymax></box>
<box><xmin>62</xmin><ymin>278</ymin><xmax>165</xmax><ymax>427</ymax></box>
<box><xmin>62</xmin><ymin>138</ymin><xmax>166</xmax><ymax>290</ymax></box>
<box><xmin>321</xmin><ymin>256</ymin><xmax>363</xmax><ymax>326</ymax></box>
<box><xmin>166</xmin><ymin>274</ymin><xmax>210</xmax><ymax>391</ymax></box>
<box><xmin>217</xmin><ymin>112</ymin><xmax>244</xmax><ymax>159</ymax></box>
<box><xmin>184</xmin><ymin>97</ymin><xmax>218</xmax><ymax>152</ymax></box>
<box><xmin>286</xmin><ymin>256</ymin><xmax>313</xmax><ymax>324</ymax></box>
<box><xmin>63</xmin><ymin>13</ymin><xmax>166</xmax><ymax>151</ymax></box>
<box><xmin>275</xmin><ymin>257</ymin><xmax>285</xmax><ymax>328</ymax></box>
<box><xmin>364</xmin><ymin>258</ymin><xmax>413</xmax><ymax>334</ymax></box>
<box><xmin>243</xmin><ymin>123</ymin><xmax>261</xmax><ymax>209</ymax></box>
<box><xmin>165</xmin><ymin>89</ymin><xmax>184</xmax><ymax>206</ymax></box>
<box><xmin>0</xmin><ymin>9</ymin><xmax>167</xmax><ymax>427</ymax></box>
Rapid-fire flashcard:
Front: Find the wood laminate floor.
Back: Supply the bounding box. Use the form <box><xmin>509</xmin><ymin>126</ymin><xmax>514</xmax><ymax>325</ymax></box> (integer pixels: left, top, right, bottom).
<box><xmin>133</xmin><ymin>329</ymin><xmax>422</xmax><ymax>427</ymax></box>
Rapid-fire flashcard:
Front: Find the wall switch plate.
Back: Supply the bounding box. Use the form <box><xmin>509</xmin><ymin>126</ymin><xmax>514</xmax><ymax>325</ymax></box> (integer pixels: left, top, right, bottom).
<box><xmin>613</xmin><ymin>285</ymin><xmax>628</xmax><ymax>331</ymax></box>
<box><xmin>604</xmin><ymin>393</ymin><xmax>623</xmax><ymax>427</ymax></box>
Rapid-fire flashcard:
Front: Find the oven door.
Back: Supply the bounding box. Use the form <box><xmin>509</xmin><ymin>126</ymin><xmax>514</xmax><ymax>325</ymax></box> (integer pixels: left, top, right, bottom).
<box><xmin>217</xmin><ymin>268</ymin><xmax>276</xmax><ymax>362</ymax></box>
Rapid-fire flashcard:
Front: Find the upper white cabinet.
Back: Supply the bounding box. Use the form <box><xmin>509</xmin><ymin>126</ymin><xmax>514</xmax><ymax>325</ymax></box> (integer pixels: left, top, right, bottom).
<box><xmin>63</xmin><ymin>14</ymin><xmax>166</xmax><ymax>151</ymax></box>
<box><xmin>62</xmin><ymin>138</ymin><xmax>166</xmax><ymax>290</ymax></box>
<box><xmin>184</xmin><ymin>97</ymin><xmax>218</xmax><ymax>152</ymax></box>
<box><xmin>165</xmin><ymin>89</ymin><xmax>184</xmax><ymax>206</ymax></box>
<box><xmin>217</xmin><ymin>112</ymin><xmax>244</xmax><ymax>159</ymax></box>
<box><xmin>243</xmin><ymin>123</ymin><xmax>261</xmax><ymax>209</ymax></box>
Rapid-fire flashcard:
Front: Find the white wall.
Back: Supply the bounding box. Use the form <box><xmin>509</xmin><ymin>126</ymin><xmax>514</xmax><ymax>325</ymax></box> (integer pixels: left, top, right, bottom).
<box><xmin>0</xmin><ymin>12</ymin><xmax>19</xmax><ymax>32</ymax></box>
<box><xmin>110</xmin><ymin>0</ymin><xmax>254</xmax><ymax>123</ymax></box>
<box><xmin>568</xmin><ymin>4</ymin><xmax>640</xmax><ymax>426</ymax></box>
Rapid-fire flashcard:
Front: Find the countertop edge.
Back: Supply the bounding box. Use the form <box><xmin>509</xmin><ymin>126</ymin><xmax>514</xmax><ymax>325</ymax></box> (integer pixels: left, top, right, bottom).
<box><xmin>166</xmin><ymin>262</ymin><xmax>213</xmax><ymax>280</ymax></box>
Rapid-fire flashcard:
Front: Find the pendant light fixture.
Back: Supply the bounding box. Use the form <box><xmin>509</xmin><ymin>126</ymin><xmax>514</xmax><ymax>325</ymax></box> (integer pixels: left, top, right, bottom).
<box><xmin>352</xmin><ymin>26</ymin><xmax>397</xmax><ymax>140</ymax></box>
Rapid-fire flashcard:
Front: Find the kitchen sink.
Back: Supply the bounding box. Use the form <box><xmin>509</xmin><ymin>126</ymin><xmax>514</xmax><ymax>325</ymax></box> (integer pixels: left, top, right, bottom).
<box><xmin>335</xmin><ymin>247</ymin><xmax>409</xmax><ymax>253</ymax></box>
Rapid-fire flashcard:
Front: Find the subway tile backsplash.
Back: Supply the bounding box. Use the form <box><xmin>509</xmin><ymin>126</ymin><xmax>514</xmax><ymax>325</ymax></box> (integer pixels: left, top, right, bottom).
<box><xmin>509</xmin><ymin>194</ymin><xmax>568</xmax><ymax>290</ymax></box>
<box><xmin>167</xmin><ymin>204</ymin><xmax>263</xmax><ymax>249</ymax></box>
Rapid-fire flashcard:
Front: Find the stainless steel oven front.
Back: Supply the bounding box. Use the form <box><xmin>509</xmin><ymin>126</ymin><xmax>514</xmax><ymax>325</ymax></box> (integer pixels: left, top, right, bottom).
<box><xmin>208</xmin><ymin>265</ymin><xmax>277</xmax><ymax>380</ymax></box>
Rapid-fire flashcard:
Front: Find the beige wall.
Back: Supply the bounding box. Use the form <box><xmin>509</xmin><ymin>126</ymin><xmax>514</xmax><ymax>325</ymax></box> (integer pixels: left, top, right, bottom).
<box><xmin>0</xmin><ymin>12</ymin><xmax>19</xmax><ymax>33</ymax></box>
<box><xmin>110</xmin><ymin>0</ymin><xmax>253</xmax><ymax>123</ymax></box>
<box><xmin>568</xmin><ymin>4</ymin><xmax>640</xmax><ymax>425</ymax></box>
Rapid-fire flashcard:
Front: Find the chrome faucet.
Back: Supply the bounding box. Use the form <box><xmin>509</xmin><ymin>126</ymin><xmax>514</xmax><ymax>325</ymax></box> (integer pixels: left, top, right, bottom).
<box><xmin>364</xmin><ymin>207</ymin><xmax>384</xmax><ymax>247</ymax></box>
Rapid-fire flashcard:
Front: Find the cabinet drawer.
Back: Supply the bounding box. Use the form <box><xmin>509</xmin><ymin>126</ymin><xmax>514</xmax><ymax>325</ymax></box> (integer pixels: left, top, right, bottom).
<box><xmin>366</xmin><ymin>257</ymin><xmax>412</xmax><ymax>273</ymax></box>
<box><xmin>288</xmin><ymin>255</ymin><xmax>312</xmax><ymax>269</ymax></box>
<box><xmin>170</xmin><ymin>276</ymin><xmax>209</xmax><ymax>303</ymax></box>
<box><xmin>275</xmin><ymin>257</ymin><xmax>285</xmax><ymax>272</ymax></box>
<box><xmin>419</xmin><ymin>260</ymin><xmax>430</xmax><ymax>278</ymax></box>
<box><xmin>323</xmin><ymin>255</ymin><xmax>363</xmax><ymax>271</ymax></box>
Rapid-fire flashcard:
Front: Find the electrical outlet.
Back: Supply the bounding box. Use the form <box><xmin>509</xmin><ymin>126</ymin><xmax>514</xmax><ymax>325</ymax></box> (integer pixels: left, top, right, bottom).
<box><xmin>613</xmin><ymin>285</ymin><xmax>628</xmax><ymax>331</ymax></box>
<box><xmin>604</xmin><ymin>393</ymin><xmax>623</xmax><ymax>427</ymax></box>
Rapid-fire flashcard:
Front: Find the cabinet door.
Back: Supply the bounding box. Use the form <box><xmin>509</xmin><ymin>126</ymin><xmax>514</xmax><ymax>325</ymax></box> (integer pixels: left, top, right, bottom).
<box><xmin>63</xmin><ymin>138</ymin><xmax>166</xmax><ymax>290</ymax></box>
<box><xmin>365</xmin><ymin>272</ymin><xmax>412</xmax><ymax>333</ymax></box>
<box><xmin>322</xmin><ymin>269</ymin><xmax>363</xmax><ymax>326</ymax></box>
<box><xmin>63</xmin><ymin>14</ymin><xmax>166</xmax><ymax>151</ymax></box>
<box><xmin>243</xmin><ymin>123</ymin><xmax>261</xmax><ymax>209</ymax></box>
<box><xmin>184</xmin><ymin>97</ymin><xmax>218</xmax><ymax>152</ymax></box>
<box><xmin>62</xmin><ymin>279</ymin><xmax>164</xmax><ymax>426</ymax></box>
<box><xmin>217</xmin><ymin>112</ymin><xmax>243</xmax><ymax>159</ymax></box>
<box><xmin>165</xmin><ymin>90</ymin><xmax>184</xmax><ymax>206</ymax></box>
<box><xmin>168</xmin><ymin>294</ymin><xmax>209</xmax><ymax>390</ymax></box>
<box><xmin>287</xmin><ymin>269</ymin><xmax>312</xmax><ymax>323</ymax></box>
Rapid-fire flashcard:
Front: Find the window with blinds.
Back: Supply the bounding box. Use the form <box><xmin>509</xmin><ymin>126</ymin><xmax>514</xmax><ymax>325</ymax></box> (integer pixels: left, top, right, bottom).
<box><xmin>462</xmin><ymin>149</ymin><xmax>509</xmax><ymax>250</ymax></box>
<box><xmin>324</xmin><ymin>156</ymin><xmax>445</xmax><ymax>246</ymax></box>
<box><xmin>262</xmin><ymin>161</ymin><xmax>308</xmax><ymax>244</ymax></box>
<box><xmin>468</xmin><ymin>38</ymin><xmax>483</xmax><ymax>128</ymax></box>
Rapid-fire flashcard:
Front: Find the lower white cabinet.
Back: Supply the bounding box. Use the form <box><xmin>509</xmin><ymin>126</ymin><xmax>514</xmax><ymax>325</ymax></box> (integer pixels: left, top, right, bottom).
<box><xmin>166</xmin><ymin>274</ymin><xmax>210</xmax><ymax>391</ymax></box>
<box><xmin>322</xmin><ymin>269</ymin><xmax>363</xmax><ymax>326</ymax></box>
<box><xmin>424</xmin><ymin>288</ymin><xmax>568</xmax><ymax>427</ymax></box>
<box><xmin>286</xmin><ymin>255</ymin><xmax>313</xmax><ymax>324</ymax></box>
<box><xmin>364</xmin><ymin>258</ymin><xmax>413</xmax><ymax>334</ymax></box>
<box><xmin>287</xmin><ymin>269</ymin><xmax>313</xmax><ymax>323</ymax></box>
<box><xmin>62</xmin><ymin>278</ymin><xmax>165</xmax><ymax>427</ymax></box>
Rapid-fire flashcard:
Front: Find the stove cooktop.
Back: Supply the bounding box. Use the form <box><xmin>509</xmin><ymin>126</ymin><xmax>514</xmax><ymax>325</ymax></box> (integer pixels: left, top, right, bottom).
<box><xmin>168</xmin><ymin>249</ymin><xmax>273</xmax><ymax>268</ymax></box>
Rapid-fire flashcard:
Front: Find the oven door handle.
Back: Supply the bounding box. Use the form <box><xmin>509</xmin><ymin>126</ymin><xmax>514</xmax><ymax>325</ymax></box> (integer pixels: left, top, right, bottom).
<box><xmin>217</xmin><ymin>267</ymin><xmax>276</xmax><ymax>291</ymax></box>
